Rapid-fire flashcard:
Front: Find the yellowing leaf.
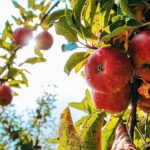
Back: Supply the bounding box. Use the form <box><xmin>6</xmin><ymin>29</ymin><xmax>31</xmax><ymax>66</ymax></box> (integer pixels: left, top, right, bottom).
<box><xmin>57</xmin><ymin>107</ymin><xmax>81</xmax><ymax>150</ymax></box>
<box><xmin>75</xmin><ymin>59</ymin><xmax>87</xmax><ymax>73</ymax></box>
<box><xmin>64</xmin><ymin>52</ymin><xmax>90</xmax><ymax>75</ymax></box>
<box><xmin>112</xmin><ymin>31</ymin><xmax>129</xmax><ymax>50</ymax></box>
<box><xmin>134</xmin><ymin>6</ymin><xmax>144</xmax><ymax>21</ymax></box>
<box><xmin>81</xmin><ymin>111</ymin><xmax>105</xmax><ymax>150</ymax></box>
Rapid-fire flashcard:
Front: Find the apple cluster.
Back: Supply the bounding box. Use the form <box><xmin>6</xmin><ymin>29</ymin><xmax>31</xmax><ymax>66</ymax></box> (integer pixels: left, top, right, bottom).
<box><xmin>12</xmin><ymin>27</ymin><xmax>53</xmax><ymax>50</ymax></box>
<box><xmin>84</xmin><ymin>30</ymin><xmax>150</xmax><ymax>114</ymax></box>
<box><xmin>0</xmin><ymin>28</ymin><xmax>54</xmax><ymax>107</ymax></box>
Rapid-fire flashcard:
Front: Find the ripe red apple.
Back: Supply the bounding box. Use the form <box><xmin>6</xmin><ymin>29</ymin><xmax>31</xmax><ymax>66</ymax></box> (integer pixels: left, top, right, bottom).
<box><xmin>35</xmin><ymin>31</ymin><xmax>53</xmax><ymax>50</ymax></box>
<box><xmin>0</xmin><ymin>85</ymin><xmax>13</xmax><ymax>106</ymax></box>
<box><xmin>13</xmin><ymin>27</ymin><xmax>33</xmax><ymax>46</ymax></box>
<box><xmin>92</xmin><ymin>83</ymin><xmax>131</xmax><ymax>113</ymax></box>
<box><xmin>84</xmin><ymin>47</ymin><xmax>133</xmax><ymax>94</ymax></box>
<box><xmin>130</xmin><ymin>30</ymin><xmax>150</xmax><ymax>81</ymax></box>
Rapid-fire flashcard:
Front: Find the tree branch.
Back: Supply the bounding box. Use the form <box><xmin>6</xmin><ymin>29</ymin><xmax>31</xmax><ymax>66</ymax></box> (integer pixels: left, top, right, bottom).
<box><xmin>37</xmin><ymin>0</ymin><xmax>61</xmax><ymax>28</ymax></box>
<box><xmin>129</xmin><ymin>77</ymin><xmax>140</xmax><ymax>139</ymax></box>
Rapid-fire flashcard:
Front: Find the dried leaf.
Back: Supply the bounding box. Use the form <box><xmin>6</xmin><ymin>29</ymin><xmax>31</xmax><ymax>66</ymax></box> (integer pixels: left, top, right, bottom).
<box><xmin>138</xmin><ymin>82</ymin><xmax>150</xmax><ymax>99</ymax></box>
<box><xmin>111</xmin><ymin>123</ymin><xmax>137</xmax><ymax>150</ymax></box>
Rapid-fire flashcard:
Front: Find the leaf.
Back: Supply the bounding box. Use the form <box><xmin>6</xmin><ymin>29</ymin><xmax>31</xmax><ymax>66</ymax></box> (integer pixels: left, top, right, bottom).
<box><xmin>100</xmin><ymin>18</ymin><xmax>142</xmax><ymax>42</ymax></box>
<box><xmin>73</xmin><ymin>0</ymin><xmax>86</xmax><ymax>26</ymax></box>
<box><xmin>48</xmin><ymin>9</ymin><xmax>66</xmax><ymax>22</ymax></box>
<box><xmin>81</xmin><ymin>111</ymin><xmax>105</xmax><ymax>150</ymax></box>
<box><xmin>102</xmin><ymin>116</ymin><xmax>121</xmax><ymax>150</ymax></box>
<box><xmin>100</xmin><ymin>0</ymin><xmax>114</xmax><ymax>27</ymax></box>
<box><xmin>84</xmin><ymin>0</ymin><xmax>98</xmax><ymax>27</ymax></box>
<box><xmin>69</xmin><ymin>89</ymin><xmax>95</xmax><ymax>114</ymax></box>
<box><xmin>34</xmin><ymin>49</ymin><xmax>44</xmax><ymax>58</ymax></box>
<box><xmin>62</xmin><ymin>42</ymin><xmax>78</xmax><ymax>52</ymax></box>
<box><xmin>2</xmin><ymin>21</ymin><xmax>13</xmax><ymax>41</ymax></box>
<box><xmin>57</xmin><ymin>107</ymin><xmax>81</xmax><ymax>150</ymax></box>
<box><xmin>111</xmin><ymin>123</ymin><xmax>137</xmax><ymax>150</ymax></box>
<box><xmin>19</xmin><ymin>57</ymin><xmax>46</xmax><ymax>66</ymax></box>
<box><xmin>12</xmin><ymin>16</ymin><xmax>22</xmax><ymax>25</ymax></box>
<box><xmin>64</xmin><ymin>51</ymin><xmax>90</xmax><ymax>75</ymax></box>
<box><xmin>54</xmin><ymin>16</ymin><xmax>78</xmax><ymax>42</ymax></box>
<box><xmin>75</xmin><ymin>116</ymin><xmax>88</xmax><ymax>134</ymax></box>
<box><xmin>120</xmin><ymin>0</ymin><xmax>134</xmax><ymax>17</ymax></box>
<box><xmin>20</xmin><ymin>71</ymin><xmax>28</xmax><ymax>87</ymax></box>
<box><xmin>12</xmin><ymin>0</ymin><xmax>25</xmax><ymax>12</ymax></box>
<box><xmin>28</xmin><ymin>0</ymin><xmax>35</xmax><ymax>9</ymax></box>
<box><xmin>138</xmin><ymin>82</ymin><xmax>150</xmax><ymax>99</ymax></box>
<box><xmin>74</xmin><ymin>59</ymin><xmax>87</xmax><ymax>73</ymax></box>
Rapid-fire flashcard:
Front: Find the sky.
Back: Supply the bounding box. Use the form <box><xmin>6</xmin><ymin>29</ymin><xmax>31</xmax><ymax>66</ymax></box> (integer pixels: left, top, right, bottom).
<box><xmin>0</xmin><ymin>0</ymin><xmax>88</xmax><ymax>122</ymax></box>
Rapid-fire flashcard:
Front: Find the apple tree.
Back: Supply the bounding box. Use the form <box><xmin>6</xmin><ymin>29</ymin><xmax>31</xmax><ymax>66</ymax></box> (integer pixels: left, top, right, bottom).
<box><xmin>1</xmin><ymin>0</ymin><xmax>150</xmax><ymax>149</ymax></box>
<box><xmin>51</xmin><ymin>0</ymin><xmax>150</xmax><ymax>149</ymax></box>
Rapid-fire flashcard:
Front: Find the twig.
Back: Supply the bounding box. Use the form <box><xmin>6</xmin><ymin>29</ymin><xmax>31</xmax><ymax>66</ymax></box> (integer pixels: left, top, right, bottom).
<box><xmin>145</xmin><ymin>113</ymin><xmax>148</xmax><ymax>139</ymax></box>
<box><xmin>36</xmin><ymin>0</ymin><xmax>61</xmax><ymax>28</ymax></box>
<box><xmin>129</xmin><ymin>77</ymin><xmax>140</xmax><ymax>139</ymax></box>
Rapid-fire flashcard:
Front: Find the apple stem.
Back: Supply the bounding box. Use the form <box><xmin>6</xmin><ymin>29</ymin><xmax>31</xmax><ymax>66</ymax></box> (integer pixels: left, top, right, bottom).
<box><xmin>129</xmin><ymin>77</ymin><xmax>140</xmax><ymax>140</ymax></box>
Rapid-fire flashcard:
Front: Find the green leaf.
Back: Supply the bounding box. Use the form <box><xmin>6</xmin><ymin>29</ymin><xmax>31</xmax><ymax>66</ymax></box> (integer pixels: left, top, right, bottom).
<box><xmin>64</xmin><ymin>51</ymin><xmax>90</xmax><ymax>75</ymax></box>
<box><xmin>7</xmin><ymin>68</ymin><xmax>20</xmax><ymax>79</ymax></box>
<box><xmin>101</xmin><ymin>1</ymin><xmax>114</xmax><ymax>27</ymax></box>
<box><xmin>102</xmin><ymin>116</ymin><xmax>121</xmax><ymax>150</ymax></box>
<box><xmin>28</xmin><ymin>0</ymin><xmax>35</xmax><ymax>9</ymax></box>
<box><xmin>54</xmin><ymin>16</ymin><xmax>78</xmax><ymax>42</ymax></box>
<box><xmin>8</xmin><ymin>80</ymin><xmax>22</xmax><ymax>88</ymax></box>
<box><xmin>120</xmin><ymin>0</ymin><xmax>134</xmax><ymax>17</ymax></box>
<box><xmin>57</xmin><ymin>107</ymin><xmax>81</xmax><ymax>150</ymax></box>
<box><xmin>73</xmin><ymin>0</ymin><xmax>86</xmax><ymax>26</ymax></box>
<box><xmin>48</xmin><ymin>9</ymin><xmax>66</xmax><ymax>22</ymax></box>
<box><xmin>84</xmin><ymin>0</ymin><xmax>99</xmax><ymax>27</ymax></box>
<box><xmin>12</xmin><ymin>0</ymin><xmax>25</xmax><ymax>12</ymax></box>
<box><xmin>12</xmin><ymin>16</ymin><xmax>22</xmax><ymax>25</ymax></box>
<box><xmin>75</xmin><ymin>116</ymin><xmax>88</xmax><ymax>134</ymax></box>
<box><xmin>100</xmin><ymin>17</ymin><xmax>142</xmax><ymax>42</ymax></box>
<box><xmin>19</xmin><ymin>57</ymin><xmax>46</xmax><ymax>66</ymax></box>
<box><xmin>20</xmin><ymin>71</ymin><xmax>28</xmax><ymax>87</ymax></box>
<box><xmin>42</xmin><ymin>2</ymin><xmax>51</xmax><ymax>13</ymax></box>
<box><xmin>34</xmin><ymin>49</ymin><xmax>44</xmax><ymax>58</ymax></box>
<box><xmin>2</xmin><ymin>21</ymin><xmax>13</xmax><ymax>41</ymax></box>
<box><xmin>69</xmin><ymin>89</ymin><xmax>95</xmax><ymax>114</ymax></box>
<box><xmin>62</xmin><ymin>42</ymin><xmax>78</xmax><ymax>52</ymax></box>
<box><xmin>81</xmin><ymin>111</ymin><xmax>105</xmax><ymax>150</ymax></box>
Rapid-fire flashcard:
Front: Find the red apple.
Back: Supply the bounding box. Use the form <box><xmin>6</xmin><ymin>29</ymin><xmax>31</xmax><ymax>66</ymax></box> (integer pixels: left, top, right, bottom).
<box><xmin>35</xmin><ymin>31</ymin><xmax>53</xmax><ymax>50</ymax></box>
<box><xmin>138</xmin><ymin>102</ymin><xmax>150</xmax><ymax>113</ymax></box>
<box><xmin>92</xmin><ymin>83</ymin><xmax>131</xmax><ymax>113</ymax></box>
<box><xmin>13</xmin><ymin>27</ymin><xmax>33</xmax><ymax>46</ymax></box>
<box><xmin>0</xmin><ymin>85</ymin><xmax>13</xmax><ymax>106</ymax></box>
<box><xmin>130</xmin><ymin>30</ymin><xmax>150</xmax><ymax>81</ymax></box>
<box><xmin>84</xmin><ymin>47</ymin><xmax>133</xmax><ymax>94</ymax></box>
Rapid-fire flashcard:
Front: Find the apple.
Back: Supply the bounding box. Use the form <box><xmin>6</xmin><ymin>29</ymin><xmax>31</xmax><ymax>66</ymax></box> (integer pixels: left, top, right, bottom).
<box><xmin>92</xmin><ymin>83</ymin><xmax>131</xmax><ymax>113</ymax></box>
<box><xmin>84</xmin><ymin>47</ymin><xmax>133</xmax><ymax>94</ymax></box>
<box><xmin>130</xmin><ymin>30</ymin><xmax>150</xmax><ymax>81</ymax></box>
<box><xmin>0</xmin><ymin>85</ymin><xmax>13</xmax><ymax>106</ymax></box>
<box><xmin>35</xmin><ymin>31</ymin><xmax>53</xmax><ymax>50</ymax></box>
<box><xmin>13</xmin><ymin>27</ymin><xmax>33</xmax><ymax>46</ymax></box>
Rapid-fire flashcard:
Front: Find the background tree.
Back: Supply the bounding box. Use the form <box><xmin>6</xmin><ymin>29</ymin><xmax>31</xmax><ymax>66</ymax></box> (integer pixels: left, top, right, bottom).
<box><xmin>0</xmin><ymin>85</ymin><xmax>57</xmax><ymax>150</ymax></box>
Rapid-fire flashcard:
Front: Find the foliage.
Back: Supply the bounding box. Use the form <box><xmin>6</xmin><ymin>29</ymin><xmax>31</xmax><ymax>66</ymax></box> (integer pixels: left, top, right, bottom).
<box><xmin>0</xmin><ymin>85</ymin><xmax>57</xmax><ymax>150</ymax></box>
<box><xmin>0</xmin><ymin>0</ymin><xmax>150</xmax><ymax>149</ymax></box>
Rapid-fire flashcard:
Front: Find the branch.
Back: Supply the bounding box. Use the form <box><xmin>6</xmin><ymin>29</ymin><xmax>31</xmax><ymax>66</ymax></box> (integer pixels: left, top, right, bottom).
<box><xmin>129</xmin><ymin>77</ymin><xmax>140</xmax><ymax>139</ymax></box>
<box><xmin>36</xmin><ymin>0</ymin><xmax>61</xmax><ymax>29</ymax></box>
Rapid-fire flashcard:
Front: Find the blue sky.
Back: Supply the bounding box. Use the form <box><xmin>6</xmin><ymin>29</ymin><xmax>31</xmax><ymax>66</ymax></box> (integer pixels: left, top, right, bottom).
<box><xmin>0</xmin><ymin>0</ymin><xmax>88</xmax><ymax>122</ymax></box>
